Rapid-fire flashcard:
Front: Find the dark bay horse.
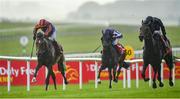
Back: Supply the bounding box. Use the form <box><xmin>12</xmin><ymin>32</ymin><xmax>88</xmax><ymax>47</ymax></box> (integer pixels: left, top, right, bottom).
<box><xmin>97</xmin><ymin>30</ymin><xmax>129</xmax><ymax>88</ymax></box>
<box><xmin>31</xmin><ymin>32</ymin><xmax>68</xmax><ymax>90</ymax></box>
<box><xmin>139</xmin><ymin>21</ymin><xmax>174</xmax><ymax>88</ymax></box>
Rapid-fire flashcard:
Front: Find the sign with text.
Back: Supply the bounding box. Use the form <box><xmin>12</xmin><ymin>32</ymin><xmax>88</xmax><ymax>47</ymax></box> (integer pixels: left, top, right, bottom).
<box><xmin>0</xmin><ymin>59</ymin><xmax>180</xmax><ymax>86</ymax></box>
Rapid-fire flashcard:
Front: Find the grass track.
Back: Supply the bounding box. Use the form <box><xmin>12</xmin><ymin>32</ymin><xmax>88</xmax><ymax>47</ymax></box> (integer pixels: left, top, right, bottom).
<box><xmin>0</xmin><ymin>80</ymin><xmax>180</xmax><ymax>98</ymax></box>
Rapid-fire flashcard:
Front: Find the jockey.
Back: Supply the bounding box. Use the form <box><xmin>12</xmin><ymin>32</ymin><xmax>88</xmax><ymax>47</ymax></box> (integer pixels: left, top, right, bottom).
<box><xmin>104</xmin><ymin>28</ymin><xmax>125</xmax><ymax>56</ymax></box>
<box><xmin>144</xmin><ymin>16</ymin><xmax>171</xmax><ymax>55</ymax></box>
<box><xmin>33</xmin><ymin>19</ymin><xmax>61</xmax><ymax>55</ymax></box>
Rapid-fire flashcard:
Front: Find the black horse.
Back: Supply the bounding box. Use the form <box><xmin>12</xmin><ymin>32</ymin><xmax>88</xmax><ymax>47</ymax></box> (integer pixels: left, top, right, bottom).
<box><xmin>139</xmin><ymin>21</ymin><xmax>174</xmax><ymax>88</ymax></box>
<box><xmin>97</xmin><ymin>30</ymin><xmax>129</xmax><ymax>88</ymax></box>
<box><xmin>31</xmin><ymin>32</ymin><xmax>68</xmax><ymax>90</ymax></box>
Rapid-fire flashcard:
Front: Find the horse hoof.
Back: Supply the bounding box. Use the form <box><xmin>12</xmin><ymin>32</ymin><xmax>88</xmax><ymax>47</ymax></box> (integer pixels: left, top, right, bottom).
<box><xmin>31</xmin><ymin>77</ymin><xmax>37</xmax><ymax>83</ymax></box>
<box><xmin>169</xmin><ymin>81</ymin><xmax>174</xmax><ymax>87</ymax></box>
<box><xmin>152</xmin><ymin>83</ymin><xmax>157</xmax><ymax>89</ymax></box>
<box><xmin>113</xmin><ymin>79</ymin><xmax>118</xmax><ymax>83</ymax></box>
<box><xmin>109</xmin><ymin>86</ymin><xmax>112</xmax><ymax>89</ymax></box>
<box><xmin>159</xmin><ymin>83</ymin><xmax>164</xmax><ymax>87</ymax></box>
<box><xmin>124</xmin><ymin>65</ymin><xmax>130</xmax><ymax>70</ymax></box>
<box><xmin>144</xmin><ymin>78</ymin><xmax>150</xmax><ymax>82</ymax></box>
<box><xmin>97</xmin><ymin>79</ymin><xmax>101</xmax><ymax>84</ymax></box>
<box><xmin>98</xmin><ymin>81</ymin><xmax>101</xmax><ymax>84</ymax></box>
<box><xmin>65</xmin><ymin>81</ymin><xmax>68</xmax><ymax>85</ymax></box>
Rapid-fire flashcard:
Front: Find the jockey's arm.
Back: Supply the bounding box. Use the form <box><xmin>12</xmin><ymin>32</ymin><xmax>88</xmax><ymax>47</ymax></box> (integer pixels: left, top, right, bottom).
<box><xmin>44</xmin><ymin>24</ymin><xmax>52</xmax><ymax>37</ymax></box>
<box><xmin>33</xmin><ymin>24</ymin><xmax>41</xmax><ymax>40</ymax></box>
<box><xmin>156</xmin><ymin>18</ymin><xmax>167</xmax><ymax>36</ymax></box>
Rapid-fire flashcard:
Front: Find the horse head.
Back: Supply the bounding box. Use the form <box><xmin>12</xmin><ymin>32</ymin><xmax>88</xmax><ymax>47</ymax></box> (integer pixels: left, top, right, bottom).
<box><xmin>101</xmin><ymin>29</ymin><xmax>113</xmax><ymax>48</ymax></box>
<box><xmin>36</xmin><ymin>32</ymin><xmax>49</xmax><ymax>56</ymax></box>
<box><xmin>139</xmin><ymin>20</ymin><xmax>152</xmax><ymax>42</ymax></box>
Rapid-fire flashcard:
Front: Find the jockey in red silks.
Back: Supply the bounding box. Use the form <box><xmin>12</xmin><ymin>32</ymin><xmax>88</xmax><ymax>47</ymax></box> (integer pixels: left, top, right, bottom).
<box><xmin>33</xmin><ymin>19</ymin><xmax>61</xmax><ymax>55</ymax></box>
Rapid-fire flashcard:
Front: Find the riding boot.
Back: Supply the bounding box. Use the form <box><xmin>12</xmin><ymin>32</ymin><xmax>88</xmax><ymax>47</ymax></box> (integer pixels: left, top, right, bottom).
<box><xmin>160</xmin><ymin>36</ymin><xmax>171</xmax><ymax>57</ymax></box>
<box><xmin>53</xmin><ymin>40</ymin><xmax>62</xmax><ymax>56</ymax></box>
<box><xmin>114</xmin><ymin>44</ymin><xmax>125</xmax><ymax>56</ymax></box>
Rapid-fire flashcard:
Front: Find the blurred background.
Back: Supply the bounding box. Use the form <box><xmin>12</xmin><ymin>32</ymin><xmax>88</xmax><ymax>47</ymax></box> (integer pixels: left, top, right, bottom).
<box><xmin>0</xmin><ymin>0</ymin><xmax>180</xmax><ymax>56</ymax></box>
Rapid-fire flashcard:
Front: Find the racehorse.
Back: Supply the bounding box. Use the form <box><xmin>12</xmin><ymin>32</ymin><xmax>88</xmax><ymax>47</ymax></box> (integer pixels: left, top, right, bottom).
<box><xmin>31</xmin><ymin>32</ymin><xmax>68</xmax><ymax>90</ymax></box>
<box><xmin>139</xmin><ymin>21</ymin><xmax>174</xmax><ymax>88</ymax></box>
<box><xmin>97</xmin><ymin>30</ymin><xmax>129</xmax><ymax>88</ymax></box>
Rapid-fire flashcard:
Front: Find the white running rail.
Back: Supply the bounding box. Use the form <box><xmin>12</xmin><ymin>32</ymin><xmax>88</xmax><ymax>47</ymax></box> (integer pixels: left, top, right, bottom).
<box><xmin>0</xmin><ymin>56</ymin><xmax>179</xmax><ymax>92</ymax></box>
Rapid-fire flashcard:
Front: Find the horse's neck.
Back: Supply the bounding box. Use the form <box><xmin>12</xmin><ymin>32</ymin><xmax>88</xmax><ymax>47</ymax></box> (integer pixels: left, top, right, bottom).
<box><xmin>44</xmin><ymin>39</ymin><xmax>53</xmax><ymax>49</ymax></box>
<box><xmin>44</xmin><ymin>38</ymin><xmax>50</xmax><ymax>46</ymax></box>
<box><xmin>144</xmin><ymin>38</ymin><xmax>153</xmax><ymax>50</ymax></box>
<box><xmin>144</xmin><ymin>38</ymin><xmax>161</xmax><ymax>56</ymax></box>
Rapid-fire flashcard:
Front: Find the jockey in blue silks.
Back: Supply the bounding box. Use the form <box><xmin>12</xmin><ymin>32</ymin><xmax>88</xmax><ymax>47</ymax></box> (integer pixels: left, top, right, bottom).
<box><xmin>103</xmin><ymin>28</ymin><xmax>126</xmax><ymax>55</ymax></box>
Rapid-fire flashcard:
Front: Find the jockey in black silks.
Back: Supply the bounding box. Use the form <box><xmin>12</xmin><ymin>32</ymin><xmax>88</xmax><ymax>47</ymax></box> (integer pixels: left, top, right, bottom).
<box><xmin>144</xmin><ymin>16</ymin><xmax>171</xmax><ymax>56</ymax></box>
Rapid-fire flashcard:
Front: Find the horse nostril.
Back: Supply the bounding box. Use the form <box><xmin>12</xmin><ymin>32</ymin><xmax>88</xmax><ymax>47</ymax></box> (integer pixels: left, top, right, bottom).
<box><xmin>139</xmin><ymin>36</ymin><xmax>144</xmax><ymax>42</ymax></box>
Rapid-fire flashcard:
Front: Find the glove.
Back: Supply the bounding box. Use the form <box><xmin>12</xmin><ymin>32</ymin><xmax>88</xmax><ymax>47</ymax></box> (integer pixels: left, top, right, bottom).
<box><xmin>33</xmin><ymin>29</ymin><xmax>36</xmax><ymax>40</ymax></box>
<box><xmin>33</xmin><ymin>35</ymin><xmax>36</xmax><ymax>40</ymax></box>
<box><xmin>164</xmin><ymin>35</ymin><xmax>167</xmax><ymax>41</ymax></box>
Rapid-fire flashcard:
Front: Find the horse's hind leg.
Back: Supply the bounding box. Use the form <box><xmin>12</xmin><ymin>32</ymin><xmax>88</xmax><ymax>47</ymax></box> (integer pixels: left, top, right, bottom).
<box><xmin>49</xmin><ymin>67</ymin><xmax>57</xmax><ymax>90</ymax></box>
<box><xmin>122</xmin><ymin>61</ymin><xmax>130</xmax><ymax>69</ymax></box>
<box><xmin>58</xmin><ymin>61</ymin><xmax>68</xmax><ymax>84</ymax></box>
<box><xmin>114</xmin><ymin>65</ymin><xmax>122</xmax><ymax>83</ymax></box>
<box><xmin>164</xmin><ymin>54</ymin><xmax>174</xmax><ymax>87</ymax></box>
<box><xmin>141</xmin><ymin>63</ymin><xmax>149</xmax><ymax>82</ymax></box>
<box><xmin>97</xmin><ymin>65</ymin><xmax>106</xmax><ymax>84</ymax></box>
<box><xmin>157</xmin><ymin>64</ymin><xmax>164</xmax><ymax>87</ymax></box>
<box><xmin>108</xmin><ymin>67</ymin><xmax>112</xmax><ymax>89</ymax></box>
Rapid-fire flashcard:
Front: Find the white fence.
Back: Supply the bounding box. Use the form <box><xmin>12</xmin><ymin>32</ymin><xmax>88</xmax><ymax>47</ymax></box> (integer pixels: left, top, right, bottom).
<box><xmin>0</xmin><ymin>56</ymin><xmax>180</xmax><ymax>92</ymax></box>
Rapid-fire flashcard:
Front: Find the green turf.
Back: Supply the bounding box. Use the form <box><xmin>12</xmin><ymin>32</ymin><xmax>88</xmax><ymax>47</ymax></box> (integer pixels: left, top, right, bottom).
<box><xmin>0</xmin><ymin>80</ymin><xmax>180</xmax><ymax>98</ymax></box>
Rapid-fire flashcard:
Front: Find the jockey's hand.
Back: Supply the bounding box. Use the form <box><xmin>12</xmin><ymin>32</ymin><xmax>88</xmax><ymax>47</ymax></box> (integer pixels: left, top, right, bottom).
<box><xmin>44</xmin><ymin>34</ymin><xmax>49</xmax><ymax>39</ymax></box>
<box><xmin>112</xmin><ymin>37</ymin><xmax>116</xmax><ymax>40</ymax></box>
<box><xmin>164</xmin><ymin>35</ymin><xmax>168</xmax><ymax>41</ymax></box>
<box><xmin>33</xmin><ymin>35</ymin><xmax>36</xmax><ymax>40</ymax></box>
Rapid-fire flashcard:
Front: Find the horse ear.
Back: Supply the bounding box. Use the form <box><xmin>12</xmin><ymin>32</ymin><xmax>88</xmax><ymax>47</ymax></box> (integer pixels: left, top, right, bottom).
<box><xmin>142</xmin><ymin>20</ymin><xmax>144</xmax><ymax>24</ymax></box>
<box><xmin>102</xmin><ymin>29</ymin><xmax>105</xmax><ymax>34</ymax></box>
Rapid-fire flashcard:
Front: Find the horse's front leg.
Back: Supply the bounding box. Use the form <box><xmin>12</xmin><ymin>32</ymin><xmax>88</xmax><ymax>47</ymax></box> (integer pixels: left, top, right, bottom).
<box><xmin>49</xmin><ymin>66</ymin><xmax>57</xmax><ymax>90</ymax></box>
<box><xmin>32</xmin><ymin>63</ymin><xmax>43</xmax><ymax>83</ymax></box>
<box><xmin>113</xmin><ymin>65</ymin><xmax>118</xmax><ymax>83</ymax></box>
<box><xmin>141</xmin><ymin>63</ymin><xmax>149</xmax><ymax>82</ymax></box>
<box><xmin>45</xmin><ymin>67</ymin><xmax>51</xmax><ymax>91</ymax></box>
<box><xmin>97</xmin><ymin>65</ymin><xmax>106</xmax><ymax>84</ymax></box>
<box><xmin>152</xmin><ymin>66</ymin><xmax>157</xmax><ymax>89</ymax></box>
<box><xmin>108</xmin><ymin>68</ymin><xmax>112</xmax><ymax>89</ymax></box>
<box><xmin>157</xmin><ymin>65</ymin><xmax>164</xmax><ymax>87</ymax></box>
